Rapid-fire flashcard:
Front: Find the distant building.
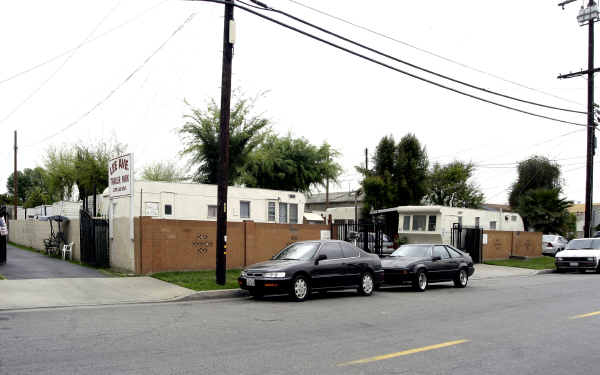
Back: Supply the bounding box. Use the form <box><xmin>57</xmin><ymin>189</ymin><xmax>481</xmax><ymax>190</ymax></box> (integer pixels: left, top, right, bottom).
<box><xmin>305</xmin><ymin>191</ymin><xmax>363</xmax><ymax>212</ymax></box>
<box><xmin>567</xmin><ymin>203</ymin><xmax>600</xmax><ymax>237</ymax></box>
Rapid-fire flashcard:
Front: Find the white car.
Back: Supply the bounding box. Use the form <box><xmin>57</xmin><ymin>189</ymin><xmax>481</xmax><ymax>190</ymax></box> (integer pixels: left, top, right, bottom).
<box><xmin>542</xmin><ymin>234</ymin><xmax>568</xmax><ymax>257</ymax></box>
<box><xmin>555</xmin><ymin>238</ymin><xmax>600</xmax><ymax>273</ymax></box>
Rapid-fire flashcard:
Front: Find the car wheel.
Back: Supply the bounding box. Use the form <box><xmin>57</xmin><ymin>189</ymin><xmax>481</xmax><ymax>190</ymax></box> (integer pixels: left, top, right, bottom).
<box><xmin>289</xmin><ymin>275</ymin><xmax>310</xmax><ymax>302</ymax></box>
<box><xmin>453</xmin><ymin>268</ymin><xmax>468</xmax><ymax>288</ymax></box>
<box><xmin>412</xmin><ymin>269</ymin><xmax>427</xmax><ymax>292</ymax></box>
<box><xmin>358</xmin><ymin>272</ymin><xmax>374</xmax><ymax>296</ymax></box>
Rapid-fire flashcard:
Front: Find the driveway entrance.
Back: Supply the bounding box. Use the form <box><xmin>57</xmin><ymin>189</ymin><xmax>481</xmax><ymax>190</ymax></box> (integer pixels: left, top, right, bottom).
<box><xmin>0</xmin><ymin>244</ymin><xmax>109</xmax><ymax>279</ymax></box>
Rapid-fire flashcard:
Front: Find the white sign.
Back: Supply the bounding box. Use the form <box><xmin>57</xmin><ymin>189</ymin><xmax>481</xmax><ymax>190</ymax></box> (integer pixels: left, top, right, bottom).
<box><xmin>0</xmin><ymin>217</ymin><xmax>7</xmax><ymax>236</ymax></box>
<box><xmin>108</xmin><ymin>154</ymin><xmax>133</xmax><ymax>197</ymax></box>
<box><xmin>320</xmin><ymin>230</ymin><xmax>331</xmax><ymax>240</ymax></box>
<box><xmin>145</xmin><ymin>202</ymin><xmax>159</xmax><ymax>217</ymax></box>
<box><xmin>482</xmin><ymin>234</ymin><xmax>488</xmax><ymax>245</ymax></box>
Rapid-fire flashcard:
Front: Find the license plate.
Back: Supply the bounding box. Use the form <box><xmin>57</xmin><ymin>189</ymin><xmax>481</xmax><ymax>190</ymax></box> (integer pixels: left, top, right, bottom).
<box><xmin>246</xmin><ymin>278</ymin><xmax>255</xmax><ymax>286</ymax></box>
<box><xmin>570</xmin><ymin>262</ymin><xmax>578</xmax><ymax>267</ymax></box>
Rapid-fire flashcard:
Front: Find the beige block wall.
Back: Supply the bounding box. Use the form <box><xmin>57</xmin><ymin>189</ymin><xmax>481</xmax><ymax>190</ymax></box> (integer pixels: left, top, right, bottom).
<box><xmin>8</xmin><ymin>219</ymin><xmax>81</xmax><ymax>258</ymax></box>
<box><xmin>110</xmin><ymin>217</ymin><xmax>135</xmax><ymax>272</ymax></box>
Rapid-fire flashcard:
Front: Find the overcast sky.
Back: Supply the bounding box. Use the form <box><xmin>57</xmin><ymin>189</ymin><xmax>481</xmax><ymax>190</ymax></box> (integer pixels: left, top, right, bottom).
<box><xmin>0</xmin><ymin>0</ymin><xmax>597</xmax><ymax>204</ymax></box>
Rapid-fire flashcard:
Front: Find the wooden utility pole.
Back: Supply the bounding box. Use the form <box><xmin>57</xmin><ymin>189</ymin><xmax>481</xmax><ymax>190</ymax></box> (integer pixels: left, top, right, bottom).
<box><xmin>365</xmin><ymin>148</ymin><xmax>368</xmax><ymax>171</ymax></box>
<box><xmin>216</xmin><ymin>0</ymin><xmax>235</xmax><ymax>285</ymax></box>
<box><xmin>13</xmin><ymin>131</ymin><xmax>17</xmax><ymax>220</ymax></box>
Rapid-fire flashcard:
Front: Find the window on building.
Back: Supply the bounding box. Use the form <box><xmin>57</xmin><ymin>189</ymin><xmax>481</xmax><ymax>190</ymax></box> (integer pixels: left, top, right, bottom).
<box><xmin>403</xmin><ymin>216</ymin><xmax>410</xmax><ymax>231</ymax></box>
<box><xmin>428</xmin><ymin>215</ymin><xmax>437</xmax><ymax>231</ymax></box>
<box><xmin>511</xmin><ymin>215</ymin><xmax>517</xmax><ymax>222</ymax></box>
<box><xmin>289</xmin><ymin>203</ymin><xmax>298</xmax><ymax>224</ymax></box>
<box><xmin>490</xmin><ymin>221</ymin><xmax>497</xmax><ymax>230</ymax></box>
<box><xmin>412</xmin><ymin>215</ymin><xmax>426</xmax><ymax>231</ymax></box>
<box><xmin>279</xmin><ymin>203</ymin><xmax>288</xmax><ymax>223</ymax></box>
<box><xmin>268</xmin><ymin>202</ymin><xmax>276</xmax><ymax>222</ymax></box>
<box><xmin>164</xmin><ymin>204</ymin><xmax>173</xmax><ymax>216</ymax></box>
<box><xmin>475</xmin><ymin>217</ymin><xmax>480</xmax><ymax>227</ymax></box>
<box><xmin>240</xmin><ymin>201</ymin><xmax>250</xmax><ymax>219</ymax></box>
<box><xmin>207</xmin><ymin>205</ymin><xmax>217</xmax><ymax>218</ymax></box>
<box><xmin>458</xmin><ymin>216</ymin><xmax>463</xmax><ymax>225</ymax></box>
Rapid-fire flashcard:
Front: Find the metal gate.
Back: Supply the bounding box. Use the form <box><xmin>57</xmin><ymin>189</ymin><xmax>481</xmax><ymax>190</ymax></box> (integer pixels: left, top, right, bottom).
<box><xmin>0</xmin><ymin>206</ymin><xmax>6</xmax><ymax>265</ymax></box>
<box><xmin>331</xmin><ymin>222</ymin><xmax>386</xmax><ymax>255</ymax></box>
<box><xmin>451</xmin><ymin>223</ymin><xmax>483</xmax><ymax>263</ymax></box>
<box><xmin>79</xmin><ymin>210</ymin><xmax>109</xmax><ymax>268</ymax></box>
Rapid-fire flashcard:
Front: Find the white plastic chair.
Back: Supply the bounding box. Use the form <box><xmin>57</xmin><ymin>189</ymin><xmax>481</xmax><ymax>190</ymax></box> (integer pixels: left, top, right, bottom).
<box><xmin>62</xmin><ymin>242</ymin><xmax>73</xmax><ymax>260</ymax></box>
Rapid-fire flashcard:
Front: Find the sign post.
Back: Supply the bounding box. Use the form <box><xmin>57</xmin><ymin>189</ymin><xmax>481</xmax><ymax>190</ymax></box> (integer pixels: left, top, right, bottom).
<box><xmin>108</xmin><ymin>153</ymin><xmax>134</xmax><ymax>240</ymax></box>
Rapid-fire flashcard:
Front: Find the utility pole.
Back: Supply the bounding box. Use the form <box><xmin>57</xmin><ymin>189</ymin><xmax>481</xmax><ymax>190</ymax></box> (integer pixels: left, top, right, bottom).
<box><xmin>325</xmin><ymin>151</ymin><xmax>329</xmax><ymax>210</ymax></box>
<box><xmin>365</xmin><ymin>148</ymin><xmax>368</xmax><ymax>171</ymax></box>
<box><xmin>558</xmin><ymin>0</ymin><xmax>599</xmax><ymax>237</ymax></box>
<box><xmin>216</xmin><ymin>0</ymin><xmax>235</xmax><ymax>285</ymax></box>
<box><xmin>13</xmin><ymin>131</ymin><xmax>17</xmax><ymax>220</ymax></box>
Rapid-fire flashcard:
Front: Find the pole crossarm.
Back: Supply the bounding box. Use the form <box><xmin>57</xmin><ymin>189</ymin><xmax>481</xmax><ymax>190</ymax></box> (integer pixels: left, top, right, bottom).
<box><xmin>558</xmin><ymin>0</ymin><xmax>578</xmax><ymax>8</ymax></box>
<box><xmin>558</xmin><ymin>67</ymin><xmax>600</xmax><ymax>79</ymax></box>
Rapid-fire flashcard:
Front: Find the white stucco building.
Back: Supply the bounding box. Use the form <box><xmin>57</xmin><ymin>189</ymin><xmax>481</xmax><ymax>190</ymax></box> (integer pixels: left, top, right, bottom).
<box><xmin>101</xmin><ymin>181</ymin><xmax>306</xmax><ymax>224</ymax></box>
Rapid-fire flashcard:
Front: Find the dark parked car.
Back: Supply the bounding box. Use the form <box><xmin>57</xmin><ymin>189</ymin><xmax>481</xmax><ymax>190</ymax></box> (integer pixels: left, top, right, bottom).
<box><xmin>381</xmin><ymin>244</ymin><xmax>475</xmax><ymax>292</ymax></box>
<box><xmin>238</xmin><ymin>240</ymin><xmax>384</xmax><ymax>301</ymax></box>
<box><xmin>346</xmin><ymin>231</ymin><xmax>395</xmax><ymax>255</ymax></box>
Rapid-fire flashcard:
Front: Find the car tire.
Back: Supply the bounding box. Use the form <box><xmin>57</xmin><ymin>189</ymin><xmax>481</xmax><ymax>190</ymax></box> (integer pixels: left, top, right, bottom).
<box><xmin>357</xmin><ymin>272</ymin><xmax>375</xmax><ymax>296</ymax></box>
<box><xmin>289</xmin><ymin>275</ymin><xmax>310</xmax><ymax>302</ymax></box>
<box><xmin>412</xmin><ymin>269</ymin><xmax>427</xmax><ymax>292</ymax></box>
<box><xmin>453</xmin><ymin>268</ymin><xmax>468</xmax><ymax>288</ymax></box>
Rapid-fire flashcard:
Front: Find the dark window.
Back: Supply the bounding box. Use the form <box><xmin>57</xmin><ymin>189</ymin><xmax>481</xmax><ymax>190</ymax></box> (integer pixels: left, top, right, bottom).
<box><xmin>268</xmin><ymin>202</ymin><xmax>276</xmax><ymax>222</ymax></box>
<box><xmin>433</xmin><ymin>245</ymin><xmax>450</xmax><ymax>259</ymax></box>
<box><xmin>445</xmin><ymin>246</ymin><xmax>464</xmax><ymax>258</ymax></box>
<box><xmin>403</xmin><ymin>216</ymin><xmax>410</xmax><ymax>231</ymax></box>
<box><xmin>475</xmin><ymin>217</ymin><xmax>480</xmax><ymax>227</ymax></box>
<box><xmin>413</xmin><ymin>215</ymin><xmax>426</xmax><ymax>231</ymax></box>
<box><xmin>289</xmin><ymin>203</ymin><xmax>298</xmax><ymax>224</ymax></box>
<box><xmin>207</xmin><ymin>205</ymin><xmax>217</xmax><ymax>218</ymax></box>
<box><xmin>342</xmin><ymin>243</ymin><xmax>360</xmax><ymax>258</ymax></box>
<box><xmin>164</xmin><ymin>204</ymin><xmax>172</xmax><ymax>216</ymax></box>
<box><xmin>319</xmin><ymin>243</ymin><xmax>343</xmax><ymax>260</ymax></box>
<box><xmin>279</xmin><ymin>203</ymin><xmax>288</xmax><ymax>223</ymax></box>
<box><xmin>428</xmin><ymin>215</ymin><xmax>437</xmax><ymax>231</ymax></box>
<box><xmin>490</xmin><ymin>221</ymin><xmax>497</xmax><ymax>230</ymax></box>
<box><xmin>240</xmin><ymin>201</ymin><xmax>250</xmax><ymax>219</ymax></box>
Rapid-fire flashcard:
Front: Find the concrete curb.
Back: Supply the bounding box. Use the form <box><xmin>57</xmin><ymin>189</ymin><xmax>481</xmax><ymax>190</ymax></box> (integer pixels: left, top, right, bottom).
<box><xmin>175</xmin><ymin>288</ymin><xmax>250</xmax><ymax>302</ymax></box>
<box><xmin>536</xmin><ymin>269</ymin><xmax>555</xmax><ymax>275</ymax></box>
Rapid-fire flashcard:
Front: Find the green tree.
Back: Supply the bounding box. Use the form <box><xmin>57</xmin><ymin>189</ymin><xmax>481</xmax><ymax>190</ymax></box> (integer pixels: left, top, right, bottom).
<box><xmin>23</xmin><ymin>187</ymin><xmax>50</xmax><ymax>208</ymax></box>
<box><xmin>179</xmin><ymin>96</ymin><xmax>269</xmax><ymax>184</ymax></box>
<box><xmin>516</xmin><ymin>188</ymin><xmax>572</xmax><ymax>234</ymax></box>
<box><xmin>509</xmin><ymin>156</ymin><xmax>561</xmax><ymax>208</ymax></box>
<box><xmin>0</xmin><ymin>194</ymin><xmax>11</xmax><ymax>206</ymax></box>
<box><xmin>140</xmin><ymin>161</ymin><xmax>187</xmax><ymax>182</ymax></box>
<box><xmin>241</xmin><ymin>135</ymin><xmax>342</xmax><ymax>193</ymax></box>
<box><xmin>6</xmin><ymin>167</ymin><xmax>51</xmax><ymax>205</ymax></box>
<box><xmin>425</xmin><ymin>161</ymin><xmax>484</xmax><ymax>208</ymax></box>
<box><xmin>394</xmin><ymin>134</ymin><xmax>429</xmax><ymax>205</ymax></box>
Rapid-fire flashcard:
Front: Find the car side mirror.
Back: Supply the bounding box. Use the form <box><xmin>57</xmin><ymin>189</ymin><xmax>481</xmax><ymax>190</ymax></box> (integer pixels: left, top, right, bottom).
<box><xmin>315</xmin><ymin>254</ymin><xmax>327</xmax><ymax>264</ymax></box>
<box><xmin>432</xmin><ymin>255</ymin><xmax>441</xmax><ymax>261</ymax></box>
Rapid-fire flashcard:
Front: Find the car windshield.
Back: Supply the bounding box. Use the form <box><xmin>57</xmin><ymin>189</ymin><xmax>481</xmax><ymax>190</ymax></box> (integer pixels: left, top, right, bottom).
<box><xmin>390</xmin><ymin>245</ymin><xmax>430</xmax><ymax>258</ymax></box>
<box><xmin>566</xmin><ymin>239</ymin><xmax>600</xmax><ymax>250</ymax></box>
<box><xmin>272</xmin><ymin>242</ymin><xmax>320</xmax><ymax>260</ymax></box>
<box><xmin>542</xmin><ymin>235</ymin><xmax>557</xmax><ymax>242</ymax></box>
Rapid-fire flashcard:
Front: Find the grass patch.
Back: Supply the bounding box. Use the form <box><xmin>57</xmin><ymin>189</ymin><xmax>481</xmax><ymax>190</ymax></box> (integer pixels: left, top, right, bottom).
<box><xmin>0</xmin><ymin>274</ymin><xmax>4</xmax><ymax>280</ymax></box>
<box><xmin>485</xmin><ymin>256</ymin><xmax>556</xmax><ymax>270</ymax></box>
<box><xmin>152</xmin><ymin>269</ymin><xmax>242</xmax><ymax>291</ymax></box>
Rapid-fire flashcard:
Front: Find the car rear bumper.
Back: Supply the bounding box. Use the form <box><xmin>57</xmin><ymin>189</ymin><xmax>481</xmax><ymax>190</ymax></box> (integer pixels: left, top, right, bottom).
<box><xmin>238</xmin><ymin>277</ymin><xmax>292</xmax><ymax>294</ymax></box>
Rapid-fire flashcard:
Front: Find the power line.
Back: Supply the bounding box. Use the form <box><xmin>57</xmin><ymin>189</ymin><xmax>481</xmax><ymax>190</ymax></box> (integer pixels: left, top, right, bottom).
<box><xmin>192</xmin><ymin>0</ymin><xmax>588</xmax><ymax>127</ymax></box>
<box><xmin>0</xmin><ymin>0</ymin><xmax>169</xmax><ymax>87</ymax></box>
<box><xmin>282</xmin><ymin>0</ymin><xmax>585</xmax><ymax>107</ymax></box>
<box><xmin>22</xmin><ymin>13</ymin><xmax>197</xmax><ymax>148</ymax></box>
<box><xmin>0</xmin><ymin>0</ymin><xmax>123</xmax><ymax>126</ymax></box>
<box><xmin>245</xmin><ymin>0</ymin><xmax>586</xmax><ymax>115</ymax></box>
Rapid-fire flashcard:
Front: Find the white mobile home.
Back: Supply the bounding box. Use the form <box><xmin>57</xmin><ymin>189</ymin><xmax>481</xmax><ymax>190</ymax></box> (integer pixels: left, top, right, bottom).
<box><xmin>372</xmin><ymin>205</ymin><xmax>525</xmax><ymax>244</ymax></box>
<box><xmin>102</xmin><ymin>181</ymin><xmax>306</xmax><ymax>224</ymax></box>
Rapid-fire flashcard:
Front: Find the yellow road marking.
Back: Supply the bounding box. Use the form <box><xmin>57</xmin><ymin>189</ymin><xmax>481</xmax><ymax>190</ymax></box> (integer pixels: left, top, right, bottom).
<box><xmin>569</xmin><ymin>310</ymin><xmax>600</xmax><ymax>320</ymax></box>
<box><xmin>336</xmin><ymin>339</ymin><xmax>469</xmax><ymax>367</ymax></box>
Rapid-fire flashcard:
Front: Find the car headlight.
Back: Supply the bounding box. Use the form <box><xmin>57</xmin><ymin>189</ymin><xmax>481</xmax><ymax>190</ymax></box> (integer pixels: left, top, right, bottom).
<box><xmin>264</xmin><ymin>272</ymin><xmax>286</xmax><ymax>278</ymax></box>
<box><xmin>240</xmin><ymin>270</ymin><xmax>247</xmax><ymax>277</ymax></box>
<box><xmin>556</xmin><ymin>257</ymin><xmax>563</xmax><ymax>261</ymax></box>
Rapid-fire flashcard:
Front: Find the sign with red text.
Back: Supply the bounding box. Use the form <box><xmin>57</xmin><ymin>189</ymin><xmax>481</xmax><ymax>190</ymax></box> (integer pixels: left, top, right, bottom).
<box><xmin>108</xmin><ymin>154</ymin><xmax>133</xmax><ymax>197</ymax></box>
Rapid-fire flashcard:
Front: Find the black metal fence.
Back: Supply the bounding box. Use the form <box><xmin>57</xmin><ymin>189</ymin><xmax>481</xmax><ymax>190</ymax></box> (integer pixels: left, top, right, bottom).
<box><xmin>331</xmin><ymin>222</ymin><xmax>386</xmax><ymax>255</ymax></box>
<box><xmin>79</xmin><ymin>210</ymin><xmax>110</xmax><ymax>268</ymax></box>
<box><xmin>451</xmin><ymin>223</ymin><xmax>483</xmax><ymax>263</ymax></box>
<box><xmin>0</xmin><ymin>206</ymin><xmax>6</xmax><ymax>265</ymax></box>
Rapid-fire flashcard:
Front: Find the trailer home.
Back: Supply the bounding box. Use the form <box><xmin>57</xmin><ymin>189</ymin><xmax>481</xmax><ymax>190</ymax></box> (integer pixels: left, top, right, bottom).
<box><xmin>372</xmin><ymin>205</ymin><xmax>525</xmax><ymax>244</ymax></box>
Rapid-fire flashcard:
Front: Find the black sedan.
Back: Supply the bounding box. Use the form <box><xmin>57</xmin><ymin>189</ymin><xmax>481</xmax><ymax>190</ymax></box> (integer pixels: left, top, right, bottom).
<box><xmin>381</xmin><ymin>244</ymin><xmax>475</xmax><ymax>292</ymax></box>
<box><xmin>238</xmin><ymin>240</ymin><xmax>384</xmax><ymax>301</ymax></box>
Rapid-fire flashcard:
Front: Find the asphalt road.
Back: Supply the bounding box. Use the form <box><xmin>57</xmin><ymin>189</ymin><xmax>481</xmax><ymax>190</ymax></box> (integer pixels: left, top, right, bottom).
<box><xmin>2</xmin><ymin>272</ymin><xmax>600</xmax><ymax>375</ymax></box>
<box><xmin>0</xmin><ymin>244</ymin><xmax>108</xmax><ymax>279</ymax></box>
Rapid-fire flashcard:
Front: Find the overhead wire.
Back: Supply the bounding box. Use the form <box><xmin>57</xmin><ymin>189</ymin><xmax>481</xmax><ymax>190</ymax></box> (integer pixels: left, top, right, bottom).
<box><xmin>244</xmin><ymin>0</ymin><xmax>586</xmax><ymax>115</ymax></box>
<box><xmin>22</xmin><ymin>12</ymin><xmax>197</xmax><ymax>148</ymax></box>
<box><xmin>282</xmin><ymin>0</ymin><xmax>585</xmax><ymax>107</ymax></box>
<box><xmin>190</xmin><ymin>0</ymin><xmax>587</xmax><ymax>127</ymax></box>
<box><xmin>0</xmin><ymin>0</ymin><xmax>124</xmax><ymax>125</ymax></box>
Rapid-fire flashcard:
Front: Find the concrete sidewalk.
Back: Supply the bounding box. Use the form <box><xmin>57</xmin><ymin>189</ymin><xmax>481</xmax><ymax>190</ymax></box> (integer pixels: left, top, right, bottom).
<box><xmin>0</xmin><ymin>277</ymin><xmax>196</xmax><ymax>310</ymax></box>
<box><xmin>471</xmin><ymin>263</ymin><xmax>541</xmax><ymax>280</ymax></box>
